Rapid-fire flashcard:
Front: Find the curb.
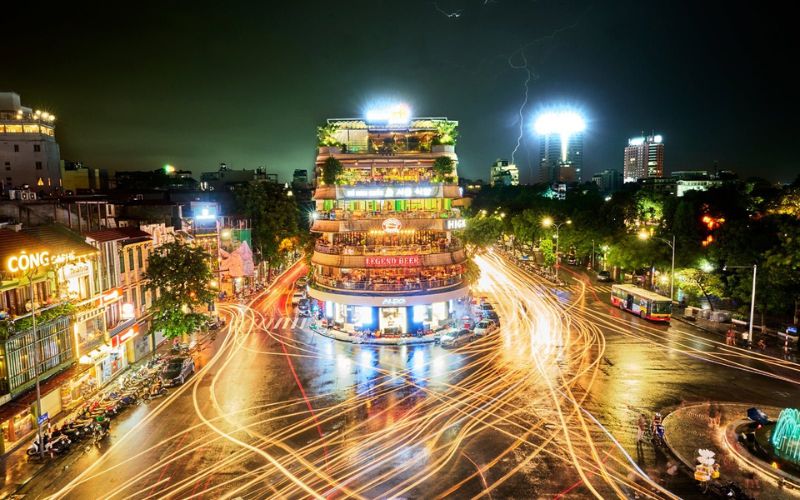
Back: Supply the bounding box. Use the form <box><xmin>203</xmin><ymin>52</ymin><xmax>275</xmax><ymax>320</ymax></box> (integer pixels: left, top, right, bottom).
<box><xmin>309</xmin><ymin>325</ymin><xmax>439</xmax><ymax>345</ymax></box>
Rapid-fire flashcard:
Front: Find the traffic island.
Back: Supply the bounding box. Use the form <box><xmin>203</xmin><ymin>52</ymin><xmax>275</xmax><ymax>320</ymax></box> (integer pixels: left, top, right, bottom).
<box><xmin>309</xmin><ymin>323</ymin><xmax>441</xmax><ymax>345</ymax></box>
<box><xmin>662</xmin><ymin>402</ymin><xmax>800</xmax><ymax>498</ymax></box>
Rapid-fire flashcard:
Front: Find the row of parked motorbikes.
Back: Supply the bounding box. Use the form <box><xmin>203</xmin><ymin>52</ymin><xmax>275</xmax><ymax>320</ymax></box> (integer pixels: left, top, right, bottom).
<box><xmin>26</xmin><ymin>355</ymin><xmax>169</xmax><ymax>459</ymax></box>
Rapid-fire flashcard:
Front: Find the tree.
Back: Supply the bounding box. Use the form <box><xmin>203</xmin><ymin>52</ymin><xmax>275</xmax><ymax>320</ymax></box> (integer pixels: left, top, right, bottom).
<box><xmin>540</xmin><ymin>238</ymin><xmax>556</xmax><ymax>268</ymax></box>
<box><xmin>432</xmin><ymin>156</ymin><xmax>454</xmax><ymax>183</ymax></box>
<box><xmin>432</xmin><ymin>120</ymin><xmax>458</xmax><ymax>145</ymax></box>
<box><xmin>461</xmin><ymin>216</ymin><xmax>503</xmax><ymax>254</ymax></box>
<box><xmin>234</xmin><ymin>182</ymin><xmax>300</xmax><ymax>279</ymax></box>
<box><xmin>675</xmin><ymin>268</ymin><xmax>724</xmax><ymax>310</ymax></box>
<box><xmin>146</xmin><ymin>241</ymin><xmax>214</xmax><ymax>340</ymax></box>
<box><xmin>322</xmin><ymin>156</ymin><xmax>343</xmax><ymax>185</ymax></box>
<box><xmin>463</xmin><ymin>257</ymin><xmax>481</xmax><ymax>286</ymax></box>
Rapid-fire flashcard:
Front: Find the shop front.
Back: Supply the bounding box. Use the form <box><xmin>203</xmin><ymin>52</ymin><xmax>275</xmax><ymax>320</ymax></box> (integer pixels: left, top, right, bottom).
<box><xmin>323</xmin><ymin>299</ymin><xmax>455</xmax><ymax>336</ymax></box>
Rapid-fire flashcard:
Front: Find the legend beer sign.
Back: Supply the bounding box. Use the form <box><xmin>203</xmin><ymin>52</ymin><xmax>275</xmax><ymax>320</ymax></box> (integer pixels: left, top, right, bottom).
<box><xmin>5</xmin><ymin>250</ymin><xmax>79</xmax><ymax>273</ymax></box>
<box><xmin>364</xmin><ymin>255</ymin><xmax>422</xmax><ymax>268</ymax></box>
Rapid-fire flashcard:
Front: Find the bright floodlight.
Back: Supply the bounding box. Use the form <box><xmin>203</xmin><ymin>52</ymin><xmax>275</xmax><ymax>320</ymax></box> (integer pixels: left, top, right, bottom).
<box><xmin>366</xmin><ymin>103</ymin><xmax>411</xmax><ymax>125</ymax></box>
<box><xmin>534</xmin><ymin>111</ymin><xmax>586</xmax><ymax>136</ymax></box>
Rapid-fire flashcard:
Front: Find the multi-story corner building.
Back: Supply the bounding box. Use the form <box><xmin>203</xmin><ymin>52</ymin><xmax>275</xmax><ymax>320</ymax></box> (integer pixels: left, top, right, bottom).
<box><xmin>489</xmin><ymin>159</ymin><xmax>520</xmax><ymax>187</ymax></box>
<box><xmin>309</xmin><ymin>115</ymin><xmax>469</xmax><ymax>336</ymax></box>
<box><xmin>623</xmin><ymin>134</ymin><xmax>664</xmax><ymax>183</ymax></box>
<box><xmin>0</xmin><ymin>92</ymin><xmax>61</xmax><ymax>194</ymax></box>
<box><xmin>0</xmin><ymin>224</ymin><xmax>99</xmax><ymax>452</ymax></box>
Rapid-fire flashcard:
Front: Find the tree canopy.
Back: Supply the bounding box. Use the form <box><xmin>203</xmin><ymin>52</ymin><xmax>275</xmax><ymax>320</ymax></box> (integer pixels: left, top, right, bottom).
<box><xmin>145</xmin><ymin>241</ymin><xmax>214</xmax><ymax>339</ymax></box>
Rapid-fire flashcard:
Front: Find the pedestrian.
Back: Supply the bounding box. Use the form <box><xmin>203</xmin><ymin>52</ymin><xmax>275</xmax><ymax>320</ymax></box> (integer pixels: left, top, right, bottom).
<box><xmin>725</xmin><ymin>328</ymin><xmax>733</xmax><ymax>345</ymax></box>
<box><xmin>757</xmin><ymin>337</ymin><xmax>766</xmax><ymax>351</ymax></box>
<box><xmin>637</xmin><ymin>413</ymin><xmax>648</xmax><ymax>442</ymax></box>
<box><xmin>716</xmin><ymin>403</ymin><xmax>725</xmax><ymax>427</ymax></box>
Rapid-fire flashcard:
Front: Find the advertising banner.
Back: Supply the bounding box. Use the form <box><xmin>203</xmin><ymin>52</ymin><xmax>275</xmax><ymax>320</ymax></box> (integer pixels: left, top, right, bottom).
<box><xmin>364</xmin><ymin>255</ymin><xmax>422</xmax><ymax>268</ymax></box>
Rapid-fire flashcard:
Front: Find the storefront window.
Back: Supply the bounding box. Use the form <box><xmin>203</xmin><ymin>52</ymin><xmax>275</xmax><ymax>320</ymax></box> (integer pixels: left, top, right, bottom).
<box><xmin>379</xmin><ymin>307</ymin><xmax>407</xmax><ymax>334</ymax></box>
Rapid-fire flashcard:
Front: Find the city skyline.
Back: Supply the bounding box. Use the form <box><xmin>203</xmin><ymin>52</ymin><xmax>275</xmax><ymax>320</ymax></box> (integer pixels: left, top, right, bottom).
<box><xmin>2</xmin><ymin>1</ymin><xmax>795</xmax><ymax>184</ymax></box>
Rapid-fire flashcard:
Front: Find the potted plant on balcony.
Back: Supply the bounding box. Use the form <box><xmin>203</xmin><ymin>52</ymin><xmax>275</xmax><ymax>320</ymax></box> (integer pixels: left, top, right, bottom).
<box><xmin>432</xmin><ymin>156</ymin><xmax>455</xmax><ymax>183</ymax></box>
<box><xmin>432</xmin><ymin>120</ymin><xmax>458</xmax><ymax>153</ymax></box>
<box><xmin>322</xmin><ymin>156</ymin><xmax>344</xmax><ymax>185</ymax></box>
<box><xmin>317</xmin><ymin>123</ymin><xmax>342</xmax><ymax>154</ymax></box>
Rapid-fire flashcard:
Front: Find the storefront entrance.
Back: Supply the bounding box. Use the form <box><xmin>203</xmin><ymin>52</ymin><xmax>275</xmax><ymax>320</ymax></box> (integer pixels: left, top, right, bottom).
<box><xmin>379</xmin><ymin>307</ymin><xmax>407</xmax><ymax>335</ymax></box>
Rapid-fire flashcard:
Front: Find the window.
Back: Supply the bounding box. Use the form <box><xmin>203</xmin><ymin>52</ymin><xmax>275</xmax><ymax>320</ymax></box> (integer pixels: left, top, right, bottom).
<box><xmin>132</xmin><ymin>287</ymin><xmax>138</xmax><ymax>310</ymax></box>
<box><xmin>33</xmin><ymin>144</ymin><xmax>41</xmax><ymax>152</ymax></box>
<box><xmin>13</xmin><ymin>144</ymin><xmax>19</xmax><ymax>152</ymax></box>
<box><xmin>137</xmin><ymin>247</ymin><xmax>143</xmax><ymax>269</ymax></box>
<box><xmin>119</xmin><ymin>251</ymin><xmax>125</xmax><ymax>273</ymax></box>
<box><xmin>35</xmin><ymin>161</ymin><xmax>43</xmax><ymax>170</ymax></box>
<box><xmin>128</xmin><ymin>249</ymin><xmax>134</xmax><ymax>271</ymax></box>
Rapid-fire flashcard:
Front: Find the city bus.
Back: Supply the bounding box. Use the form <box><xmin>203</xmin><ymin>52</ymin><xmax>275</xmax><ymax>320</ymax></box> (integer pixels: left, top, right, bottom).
<box><xmin>610</xmin><ymin>284</ymin><xmax>672</xmax><ymax>322</ymax></box>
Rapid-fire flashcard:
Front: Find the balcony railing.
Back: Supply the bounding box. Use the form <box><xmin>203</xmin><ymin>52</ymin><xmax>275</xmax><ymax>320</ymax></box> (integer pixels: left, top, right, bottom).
<box><xmin>315</xmin><ymin>241</ymin><xmax>463</xmax><ymax>256</ymax></box>
<box><xmin>316</xmin><ymin>210</ymin><xmax>460</xmax><ymax>221</ymax></box>
<box><xmin>313</xmin><ymin>275</ymin><xmax>463</xmax><ymax>293</ymax></box>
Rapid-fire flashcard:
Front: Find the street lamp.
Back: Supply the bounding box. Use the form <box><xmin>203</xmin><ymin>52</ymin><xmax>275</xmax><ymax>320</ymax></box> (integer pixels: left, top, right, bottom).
<box><xmin>723</xmin><ymin>264</ymin><xmax>758</xmax><ymax>347</ymax></box>
<box><xmin>601</xmin><ymin>244</ymin><xmax>609</xmax><ymax>271</ymax></box>
<box><xmin>638</xmin><ymin>230</ymin><xmax>675</xmax><ymax>302</ymax></box>
<box><xmin>542</xmin><ymin>217</ymin><xmax>571</xmax><ymax>278</ymax></box>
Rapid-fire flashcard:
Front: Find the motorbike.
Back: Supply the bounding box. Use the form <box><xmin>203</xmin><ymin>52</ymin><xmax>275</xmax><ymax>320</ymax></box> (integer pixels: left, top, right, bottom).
<box><xmin>651</xmin><ymin>423</ymin><xmax>666</xmax><ymax>447</ymax></box>
<box><xmin>699</xmin><ymin>480</ymin><xmax>752</xmax><ymax>499</ymax></box>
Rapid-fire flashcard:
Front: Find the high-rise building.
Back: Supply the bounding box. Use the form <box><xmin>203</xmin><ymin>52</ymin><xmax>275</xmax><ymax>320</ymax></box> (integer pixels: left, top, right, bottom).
<box><xmin>0</xmin><ymin>92</ymin><xmax>62</xmax><ymax>194</ymax></box>
<box><xmin>591</xmin><ymin>169</ymin><xmax>623</xmax><ymax>194</ymax></box>
<box><xmin>535</xmin><ymin>111</ymin><xmax>585</xmax><ymax>185</ymax></box>
<box><xmin>489</xmin><ymin>159</ymin><xmax>519</xmax><ymax>186</ymax></box>
<box><xmin>309</xmin><ymin>111</ymin><xmax>468</xmax><ymax>337</ymax></box>
<box><xmin>623</xmin><ymin>134</ymin><xmax>664</xmax><ymax>183</ymax></box>
<box><xmin>292</xmin><ymin>169</ymin><xmax>309</xmax><ymax>188</ymax></box>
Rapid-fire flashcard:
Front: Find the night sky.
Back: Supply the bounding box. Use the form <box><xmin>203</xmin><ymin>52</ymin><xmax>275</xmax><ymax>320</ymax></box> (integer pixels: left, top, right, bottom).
<box><xmin>4</xmin><ymin>1</ymin><xmax>795</xmax><ymax>183</ymax></box>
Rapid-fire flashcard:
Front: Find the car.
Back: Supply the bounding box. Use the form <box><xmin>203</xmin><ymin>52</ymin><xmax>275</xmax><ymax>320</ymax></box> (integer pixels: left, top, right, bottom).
<box><xmin>297</xmin><ymin>298</ymin><xmax>311</xmax><ymax>317</ymax></box>
<box><xmin>484</xmin><ymin>310</ymin><xmax>500</xmax><ymax>324</ymax></box>
<box><xmin>291</xmin><ymin>290</ymin><xmax>305</xmax><ymax>305</ymax></box>
<box><xmin>596</xmin><ymin>270</ymin><xmax>612</xmax><ymax>282</ymax></box>
<box><xmin>474</xmin><ymin>320</ymin><xmax>497</xmax><ymax>336</ymax></box>
<box><xmin>296</xmin><ymin>277</ymin><xmax>308</xmax><ymax>288</ymax></box>
<box><xmin>778</xmin><ymin>325</ymin><xmax>798</xmax><ymax>344</ymax></box>
<box><xmin>440</xmin><ymin>328</ymin><xmax>475</xmax><ymax>348</ymax></box>
<box><xmin>162</xmin><ymin>357</ymin><xmax>195</xmax><ymax>386</ymax></box>
<box><xmin>566</xmin><ymin>256</ymin><xmax>578</xmax><ymax>265</ymax></box>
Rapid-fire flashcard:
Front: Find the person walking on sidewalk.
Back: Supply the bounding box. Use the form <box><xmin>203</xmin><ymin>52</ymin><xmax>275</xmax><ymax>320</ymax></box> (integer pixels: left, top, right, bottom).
<box><xmin>637</xmin><ymin>413</ymin><xmax>648</xmax><ymax>442</ymax></box>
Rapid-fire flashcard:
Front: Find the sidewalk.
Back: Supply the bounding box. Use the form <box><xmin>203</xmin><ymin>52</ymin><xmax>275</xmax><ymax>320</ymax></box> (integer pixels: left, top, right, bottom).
<box><xmin>662</xmin><ymin>402</ymin><xmax>798</xmax><ymax>498</ymax></box>
<box><xmin>0</xmin><ymin>330</ymin><xmax>212</xmax><ymax>498</ymax></box>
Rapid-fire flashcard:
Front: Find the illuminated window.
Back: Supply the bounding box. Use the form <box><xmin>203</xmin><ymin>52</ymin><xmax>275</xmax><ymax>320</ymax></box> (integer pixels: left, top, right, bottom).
<box><xmin>23</xmin><ymin>125</ymin><xmax>40</xmax><ymax>134</ymax></box>
<box><xmin>5</xmin><ymin>125</ymin><xmax>22</xmax><ymax>133</ymax></box>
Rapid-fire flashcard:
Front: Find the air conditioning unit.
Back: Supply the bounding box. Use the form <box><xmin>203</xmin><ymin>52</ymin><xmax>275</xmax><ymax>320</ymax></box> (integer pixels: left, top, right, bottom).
<box><xmin>20</xmin><ymin>191</ymin><xmax>37</xmax><ymax>201</ymax></box>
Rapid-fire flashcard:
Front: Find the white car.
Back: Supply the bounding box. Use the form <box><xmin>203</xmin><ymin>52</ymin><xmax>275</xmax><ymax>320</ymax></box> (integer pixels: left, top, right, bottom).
<box><xmin>474</xmin><ymin>320</ymin><xmax>497</xmax><ymax>336</ymax></box>
<box><xmin>440</xmin><ymin>328</ymin><xmax>475</xmax><ymax>348</ymax></box>
<box><xmin>290</xmin><ymin>290</ymin><xmax>305</xmax><ymax>305</ymax></box>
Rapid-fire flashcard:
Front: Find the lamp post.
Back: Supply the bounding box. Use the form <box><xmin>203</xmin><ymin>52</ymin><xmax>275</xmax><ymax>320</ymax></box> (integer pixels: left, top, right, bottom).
<box><xmin>24</xmin><ymin>271</ymin><xmax>45</xmax><ymax>459</ymax></box>
<box><xmin>542</xmin><ymin>217</ymin><xmax>571</xmax><ymax>279</ymax></box>
<box><xmin>601</xmin><ymin>245</ymin><xmax>609</xmax><ymax>271</ymax></box>
<box><xmin>724</xmin><ymin>264</ymin><xmax>757</xmax><ymax>347</ymax></box>
<box><xmin>638</xmin><ymin>231</ymin><xmax>675</xmax><ymax>303</ymax></box>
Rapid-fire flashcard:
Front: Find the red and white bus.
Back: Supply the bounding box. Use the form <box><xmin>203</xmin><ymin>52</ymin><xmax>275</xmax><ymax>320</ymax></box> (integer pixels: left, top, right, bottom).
<box><xmin>611</xmin><ymin>284</ymin><xmax>672</xmax><ymax>322</ymax></box>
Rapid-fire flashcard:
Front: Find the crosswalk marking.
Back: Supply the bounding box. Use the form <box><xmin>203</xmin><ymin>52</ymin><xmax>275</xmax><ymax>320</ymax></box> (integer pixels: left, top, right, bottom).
<box><xmin>263</xmin><ymin>316</ymin><xmax>311</xmax><ymax>330</ymax></box>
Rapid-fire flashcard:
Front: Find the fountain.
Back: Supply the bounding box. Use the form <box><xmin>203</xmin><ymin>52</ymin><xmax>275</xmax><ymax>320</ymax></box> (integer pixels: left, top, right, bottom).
<box><xmin>771</xmin><ymin>408</ymin><xmax>800</xmax><ymax>464</ymax></box>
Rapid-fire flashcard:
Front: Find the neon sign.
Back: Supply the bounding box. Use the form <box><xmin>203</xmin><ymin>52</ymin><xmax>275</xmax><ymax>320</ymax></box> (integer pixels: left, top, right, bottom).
<box><xmin>446</xmin><ymin>219</ymin><xmax>466</xmax><ymax>230</ymax></box>
<box><xmin>341</xmin><ymin>186</ymin><xmax>435</xmax><ymax>199</ymax></box>
<box><xmin>365</xmin><ymin>255</ymin><xmax>421</xmax><ymax>268</ymax></box>
<box><xmin>382</xmin><ymin>298</ymin><xmax>406</xmax><ymax>306</ymax></box>
<box><xmin>382</xmin><ymin>218</ymin><xmax>402</xmax><ymax>234</ymax></box>
<box><xmin>6</xmin><ymin>250</ymin><xmax>79</xmax><ymax>273</ymax></box>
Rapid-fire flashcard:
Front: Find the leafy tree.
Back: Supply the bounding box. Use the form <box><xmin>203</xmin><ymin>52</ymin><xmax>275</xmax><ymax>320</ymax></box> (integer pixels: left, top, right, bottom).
<box><xmin>322</xmin><ymin>156</ymin><xmax>343</xmax><ymax>185</ymax></box>
<box><xmin>432</xmin><ymin>156</ymin><xmax>454</xmax><ymax>182</ymax></box>
<box><xmin>540</xmin><ymin>238</ymin><xmax>556</xmax><ymax>268</ymax></box>
<box><xmin>146</xmin><ymin>242</ymin><xmax>214</xmax><ymax>339</ymax></box>
<box><xmin>460</xmin><ymin>216</ymin><xmax>503</xmax><ymax>254</ymax></box>
<box><xmin>234</xmin><ymin>181</ymin><xmax>300</xmax><ymax>279</ymax></box>
<box><xmin>463</xmin><ymin>257</ymin><xmax>481</xmax><ymax>286</ymax></box>
<box><xmin>675</xmin><ymin>268</ymin><xmax>724</xmax><ymax>310</ymax></box>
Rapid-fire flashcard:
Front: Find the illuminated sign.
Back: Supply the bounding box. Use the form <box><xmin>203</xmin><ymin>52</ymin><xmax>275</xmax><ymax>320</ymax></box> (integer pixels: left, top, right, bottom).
<box><xmin>101</xmin><ymin>288</ymin><xmax>123</xmax><ymax>305</ymax></box>
<box><xmin>366</xmin><ymin>103</ymin><xmax>411</xmax><ymax>125</ymax></box>
<box><xmin>382</xmin><ymin>218</ymin><xmax>402</xmax><ymax>234</ymax></box>
<box><xmin>111</xmin><ymin>325</ymin><xmax>139</xmax><ymax>346</ymax></box>
<box><xmin>6</xmin><ymin>250</ymin><xmax>80</xmax><ymax>273</ymax></box>
<box><xmin>365</xmin><ymin>255</ymin><xmax>421</xmax><ymax>268</ymax></box>
<box><xmin>382</xmin><ymin>298</ymin><xmax>407</xmax><ymax>306</ymax></box>
<box><xmin>340</xmin><ymin>186</ymin><xmax>437</xmax><ymax>199</ymax></box>
<box><xmin>446</xmin><ymin>219</ymin><xmax>466</xmax><ymax>230</ymax></box>
<box><xmin>121</xmin><ymin>302</ymin><xmax>135</xmax><ymax>320</ymax></box>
